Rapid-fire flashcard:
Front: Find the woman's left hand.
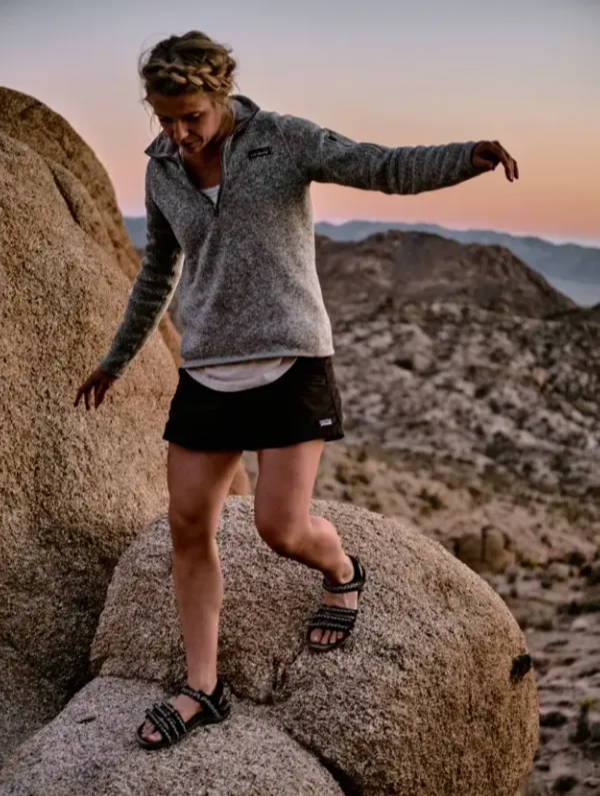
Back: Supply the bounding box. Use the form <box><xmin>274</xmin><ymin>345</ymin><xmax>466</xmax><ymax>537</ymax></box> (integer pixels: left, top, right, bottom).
<box><xmin>471</xmin><ymin>140</ymin><xmax>519</xmax><ymax>182</ymax></box>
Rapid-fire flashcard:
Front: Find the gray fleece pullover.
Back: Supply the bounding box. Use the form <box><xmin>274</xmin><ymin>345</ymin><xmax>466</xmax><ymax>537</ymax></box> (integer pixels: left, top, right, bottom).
<box><xmin>99</xmin><ymin>94</ymin><xmax>484</xmax><ymax>377</ymax></box>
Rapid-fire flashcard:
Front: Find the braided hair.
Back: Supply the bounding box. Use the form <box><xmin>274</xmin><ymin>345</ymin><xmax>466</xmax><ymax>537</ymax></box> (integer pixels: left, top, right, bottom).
<box><xmin>139</xmin><ymin>30</ymin><xmax>237</xmax><ymax>100</ymax></box>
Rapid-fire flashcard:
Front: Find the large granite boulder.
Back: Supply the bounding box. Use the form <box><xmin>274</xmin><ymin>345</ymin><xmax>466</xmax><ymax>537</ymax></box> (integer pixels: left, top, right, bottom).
<box><xmin>0</xmin><ymin>82</ymin><xmax>253</xmax><ymax>753</ymax></box>
<box><xmin>0</xmin><ymin>85</ymin><xmax>181</xmax><ymax>364</ymax></box>
<box><xmin>0</xmin><ymin>123</ymin><xmax>178</xmax><ymax>762</ymax></box>
<box><xmin>0</xmin><ymin>497</ymin><xmax>539</xmax><ymax>794</ymax></box>
<box><xmin>0</xmin><ymin>86</ymin><xmax>250</xmax><ymax>498</ymax></box>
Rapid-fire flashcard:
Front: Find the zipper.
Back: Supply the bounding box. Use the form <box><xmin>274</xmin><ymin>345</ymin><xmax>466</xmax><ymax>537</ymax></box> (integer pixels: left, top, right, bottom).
<box><xmin>213</xmin><ymin>113</ymin><xmax>254</xmax><ymax>216</ymax></box>
<box><xmin>176</xmin><ymin>151</ymin><xmax>219</xmax><ymax>215</ymax></box>
<box><xmin>214</xmin><ymin>133</ymin><xmax>233</xmax><ymax>217</ymax></box>
<box><xmin>175</xmin><ymin>112</ymin><xmax>255</xmax><ymax>218</ymax></box>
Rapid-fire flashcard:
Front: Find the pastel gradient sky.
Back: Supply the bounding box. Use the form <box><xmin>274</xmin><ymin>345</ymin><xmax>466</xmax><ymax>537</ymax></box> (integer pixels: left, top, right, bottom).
<box><xmin>3</xmin><ymin>0</ymin><xmax>599</xmax><ymax>245</ymax></box>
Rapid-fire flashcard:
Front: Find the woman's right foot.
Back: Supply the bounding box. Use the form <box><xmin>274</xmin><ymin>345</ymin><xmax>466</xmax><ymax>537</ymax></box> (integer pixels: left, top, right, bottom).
<box><xmin>140</xmin><ymin>680</ymin><xmax>217</xmax><ymax>743</ymax></box>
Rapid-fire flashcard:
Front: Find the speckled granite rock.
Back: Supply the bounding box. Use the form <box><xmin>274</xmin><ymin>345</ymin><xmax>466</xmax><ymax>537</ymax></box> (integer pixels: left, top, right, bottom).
<box><xmin>0</xmin><ymin>497</ymin><xmax>538</xmax><ymax>795</ymax></box>
<box><xmin>0</xmin><ymin>675</ymin><xmax>342</xmax><ymax>795</ymax></box>
<box><xmin>0</xmin><ymin>122</ymin><xmax>178</xmax><ymax>764</ymax></box>
<box><xmin>0</xmin><ymin>86</ymin><xmax>180</xmax><ymax>363</ymax></box>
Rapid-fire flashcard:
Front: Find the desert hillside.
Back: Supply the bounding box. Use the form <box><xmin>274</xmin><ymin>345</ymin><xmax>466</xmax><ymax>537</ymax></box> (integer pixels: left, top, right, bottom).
<box><xmin>241</xmin><ymin>231</ymin><xmax>600</xmax><ymax>793</ymax></box>
<box><xmin>313</xmin><ymin>230</ymin><xmax>599</xmax><ymax>526</ymax></box>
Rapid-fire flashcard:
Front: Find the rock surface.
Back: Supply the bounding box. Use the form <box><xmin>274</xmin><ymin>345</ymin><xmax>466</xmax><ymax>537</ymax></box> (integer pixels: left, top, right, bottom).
<box><xmin>0</xmin><ymin>86</ymin><xmax>181</xmax><ymax>365</ymax></box>
<box><xmin>506</xmin><ymin>559</ymin><xmax>600</xmax><ymax>794</ymax></box>
<box><xmin>0</xmin><ymin>676</ymin><xmax>341</xmax><ymax>796</ymax></box>
<box><xmin>0</xmin><ymin>123</ymin><xmax>177</xmax><ymax>764</ymax></box>
<box><xmin>0</xmin><ymin>497</ymin><xmax>538</xmax><ymax>795</ymax></box>
<box><xmin>0</xmin><ymin>85</ymin><xmax>252</xmax><ymax>762</ymax></box>
<box><xmin>311</xmin><ymin>231</ymin><xmax>600</xmax><ymax>559</ymax></box>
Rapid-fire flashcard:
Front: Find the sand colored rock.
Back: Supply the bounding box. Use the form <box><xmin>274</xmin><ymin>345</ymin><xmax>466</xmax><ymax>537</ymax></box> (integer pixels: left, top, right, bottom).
<box><xmin>0</xmin><ymin>643</ymin><xmax>67</xmax><ymax>767</ymax></box>
<box><xmin>453</xmin><ymin>525</ymin><xmax>517</xmax><ymax>574</ymax></box>
<box><xmin>0</xmin><ymin>87</ymin><xmax>137</xmax><ymax>276</ymax></box>
<box><xmin>0</xmin><ymin>85</ymin><xmax>181</xmax><ymax>365</ymax></box>
<box><xmin>0</xmin><ymin>676</ymin><xmax>341</xmax><ymax>795</ymax></box>
<box><xmin>0</xmin><ymin>128</ymin><xmax>178</xmax><ymax>760</ymax></box>
<box><xmin>0</xmin><ymin>497</ymin><xmax>540</xmax><ymax>794</ymax></box>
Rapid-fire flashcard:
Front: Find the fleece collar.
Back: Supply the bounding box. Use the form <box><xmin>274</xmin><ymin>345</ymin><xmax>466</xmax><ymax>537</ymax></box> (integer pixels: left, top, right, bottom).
<box><xmin>143</xmin><ymin>94</ymin><xmax>261</xmax><ymax>160</ymax></box>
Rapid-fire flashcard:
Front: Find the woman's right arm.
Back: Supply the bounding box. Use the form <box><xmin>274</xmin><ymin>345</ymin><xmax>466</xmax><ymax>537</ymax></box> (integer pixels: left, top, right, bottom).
<box><xmin>98</xmin><ymin>166</ymin><xmax>182</xmax><ymax>379</ymax></box>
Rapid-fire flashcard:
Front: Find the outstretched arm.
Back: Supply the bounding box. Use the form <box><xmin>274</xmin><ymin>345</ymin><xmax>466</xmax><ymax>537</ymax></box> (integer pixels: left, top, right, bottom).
<box><xmin>98</xmin><ymin>164</ymin><xmax>182</xmax><ymax>378</ymax></box>
<box><xmin>275</xmin><ymin>113</ymin><xmax>518</xmax><ymax>193</ymax></box>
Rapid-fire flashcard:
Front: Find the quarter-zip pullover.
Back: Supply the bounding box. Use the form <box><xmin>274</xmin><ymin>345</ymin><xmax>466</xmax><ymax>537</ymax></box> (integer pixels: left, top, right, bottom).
<box><xmin>184</xmin><ymin>181</ymin><xmax>298</xmax><ymax>391</ymax></box>
<box><xmin>98</xmin><ymin>94</ymin><xmax>485</xmax><ymax>378</ymax></box>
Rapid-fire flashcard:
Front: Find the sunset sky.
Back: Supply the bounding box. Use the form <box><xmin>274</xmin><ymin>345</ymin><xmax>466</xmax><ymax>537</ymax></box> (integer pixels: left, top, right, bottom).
<box><xmin>3</xmin><ymin>0</ymin><xmax>599</xmax><ymax>246</ymax></box>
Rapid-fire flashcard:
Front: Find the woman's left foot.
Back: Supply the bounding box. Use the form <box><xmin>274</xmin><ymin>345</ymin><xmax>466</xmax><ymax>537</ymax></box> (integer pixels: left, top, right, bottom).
<box><xmin>309</xmin><ymin>554</ymin><xmax>360</xmax><ymax>648</ymax></box>
<box><xmin>136</xmin><ymin>678</ymin><xmax>231</xmax><ymax>749</ymax></box>
<box><xmin>139</xmin><ymin>690</ymin><xmax>210</xmax><ymax>744</ymax></box>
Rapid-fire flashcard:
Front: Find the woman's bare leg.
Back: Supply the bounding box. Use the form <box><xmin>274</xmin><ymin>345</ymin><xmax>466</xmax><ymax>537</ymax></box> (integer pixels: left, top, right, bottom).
<box><xmin>253</xmin><ymin>439</ymin><xmax>357</xmax><ymax>648</ymax></box>
<box><xmin>140</xmin><ymin>441</ymin><xmax>243</xmax><ymax>742</ymax></box>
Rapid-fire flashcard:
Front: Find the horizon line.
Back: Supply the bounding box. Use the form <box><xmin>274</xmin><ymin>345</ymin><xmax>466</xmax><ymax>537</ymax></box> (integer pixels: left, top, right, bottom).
<box><xmin>121</xmin><ymin>212</ymin><xmax>600</xmax><ymax>250</ymax></box>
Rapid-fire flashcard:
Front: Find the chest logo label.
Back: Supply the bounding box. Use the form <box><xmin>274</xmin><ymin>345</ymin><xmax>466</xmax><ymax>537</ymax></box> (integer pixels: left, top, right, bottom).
<box><xmin>248</xmin><ymin>146</ymin><xmax>272</xmax><ymax>160</ymax></box>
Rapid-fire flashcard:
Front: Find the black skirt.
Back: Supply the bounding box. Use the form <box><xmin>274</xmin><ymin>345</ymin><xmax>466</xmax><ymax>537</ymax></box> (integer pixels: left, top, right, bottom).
<box><xmin>162</xmin><ymin>355</ymin><xmax>345</xmax><ymax>451</ymax></box>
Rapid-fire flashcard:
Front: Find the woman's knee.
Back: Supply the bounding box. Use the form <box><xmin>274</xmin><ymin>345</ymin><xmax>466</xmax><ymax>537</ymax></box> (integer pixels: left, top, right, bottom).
<box><xmin>254</xmin><ymin>505</ymin><xmax>305</xmax><ymax>554</ymax></box>
<box><xmin>168</xmin><ymin>503</ymin><xmax>218</xmax><ymax>550</ymax></box>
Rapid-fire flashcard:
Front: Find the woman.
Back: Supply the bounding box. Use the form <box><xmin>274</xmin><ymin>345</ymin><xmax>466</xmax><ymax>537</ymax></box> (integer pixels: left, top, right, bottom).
<box><xmin>74</xmin><ymin>30</ymin><xmax>518</xmax><ymax>750</ymax></box>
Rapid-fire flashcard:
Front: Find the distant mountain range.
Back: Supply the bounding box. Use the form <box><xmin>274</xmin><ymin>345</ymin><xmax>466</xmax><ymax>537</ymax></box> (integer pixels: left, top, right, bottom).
<box><xmin>124</xmin><ymin>217</ymin><xmax>147</xmax><ymax>250</ymax></box>
<box><xmin>316</xmin><ymin>221</ymin><xmax>600</xmax><ymax>285</ymax></box>
<box><xmin>123</xmin><ymin>216</ymin><xmax>600</xmax><ymax>304</ymax></box>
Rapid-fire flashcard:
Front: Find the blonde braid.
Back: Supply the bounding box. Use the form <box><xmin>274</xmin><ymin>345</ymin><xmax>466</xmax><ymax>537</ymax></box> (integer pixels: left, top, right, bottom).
<box><xmin>139</xmin><ymin>31</ymin><xmax>237</xmax><ymax>98</ymax></box>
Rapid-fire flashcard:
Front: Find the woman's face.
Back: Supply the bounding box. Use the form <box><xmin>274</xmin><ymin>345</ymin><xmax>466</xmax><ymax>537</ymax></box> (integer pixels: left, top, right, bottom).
<box><xmin>148</xmin><ymin>91</ymin><xmax>228</xmax><ymax>155</ymax></box>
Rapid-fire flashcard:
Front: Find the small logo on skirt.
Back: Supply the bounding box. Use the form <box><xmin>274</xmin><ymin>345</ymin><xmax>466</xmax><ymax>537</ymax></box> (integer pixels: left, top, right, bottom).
<box><xmin>319</xmin><ymin>418</ymin><xmax>333</xmax><ymax>426</ymax></box>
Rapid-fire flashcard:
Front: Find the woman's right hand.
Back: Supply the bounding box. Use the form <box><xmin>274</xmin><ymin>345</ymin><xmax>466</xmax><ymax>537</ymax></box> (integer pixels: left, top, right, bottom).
<box><xmin>74</xmin><ymin>367</ymin><xmax>118</xmax><ymax>410</ymax></box>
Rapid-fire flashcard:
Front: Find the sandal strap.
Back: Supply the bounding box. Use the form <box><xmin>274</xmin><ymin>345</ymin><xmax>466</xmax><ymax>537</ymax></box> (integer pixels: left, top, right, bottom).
<box><xmin>313</xmin><ymin>604</ymin><xmax>358</xmax><ymax>615</ymax></box>
<box><xmin>159</xmin><ymin>700</ymin><xmax>187</xmax><ymax>736</ymax></box>
<box><xmin>322</xmin><ymin>555</ymin><xmax>366</xmax><ymax>594</ymax></box>
<box><xmin>179</xmin><ymin>683</ymin><xmax>224</xmax><ymax>721</ymax></box>
<box><xmin>145</xmin><ymin>702</ymin><xmax>185</xmax><ymax>743</ymax></box>
<box><xmin>307</xmin><ymin>604</ymin><xmax>358</xmax><ymax>631</ymax></box>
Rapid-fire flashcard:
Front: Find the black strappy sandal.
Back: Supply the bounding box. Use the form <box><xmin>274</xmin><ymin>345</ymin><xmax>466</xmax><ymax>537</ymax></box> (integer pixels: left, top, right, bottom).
<box><xmin>136</xmin><ymin>677</ymin><xmax>231</xmax><ymax>750</ymax></box>
<box><xmin>306</xmin><ymin>554</ymin><xmax>367</xmax><ymax>652</ymax></box>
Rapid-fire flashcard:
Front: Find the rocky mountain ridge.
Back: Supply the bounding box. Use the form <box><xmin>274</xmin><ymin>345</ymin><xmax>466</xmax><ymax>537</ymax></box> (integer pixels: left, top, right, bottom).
<box><xmin>315</xmin><ymin>219</ymin><xmax>600</xmax><ymax>286</ymax></box>
<box><xmin>314</xmin><ymin>232</ymin><xmax>599</xmax><ymax>521</ymax></box>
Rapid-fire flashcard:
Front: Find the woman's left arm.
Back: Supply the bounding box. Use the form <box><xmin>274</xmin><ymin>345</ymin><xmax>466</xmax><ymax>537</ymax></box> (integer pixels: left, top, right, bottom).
<box><xmin>275</xmin><ymin>113</ymin><xmax>518</xmax><ymax>193</ymax></box>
